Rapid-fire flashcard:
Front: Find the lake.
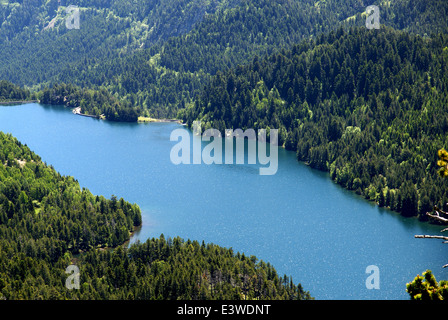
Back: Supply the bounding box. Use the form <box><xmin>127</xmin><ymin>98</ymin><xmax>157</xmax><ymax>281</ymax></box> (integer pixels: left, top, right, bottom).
<box><xmin>0</xmin><ymin>103</ymin><xmax>446</xmax><ymax>299</ymax></box>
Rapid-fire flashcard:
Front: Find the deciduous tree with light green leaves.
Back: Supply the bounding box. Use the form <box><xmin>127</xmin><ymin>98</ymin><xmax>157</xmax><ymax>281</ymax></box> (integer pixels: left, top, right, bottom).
<box><xmin>437</xmin><ymin>149</ymin><xmax>448</xmax><ymax>178</ymax></box>
<box><xmin>407</xmin><ymin>270</ymin><xmax>448</xmax><ymax>300</ymax></box>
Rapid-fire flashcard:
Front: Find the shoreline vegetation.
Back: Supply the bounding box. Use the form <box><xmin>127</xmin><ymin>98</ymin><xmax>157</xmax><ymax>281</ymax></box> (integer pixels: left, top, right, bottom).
<box><xmin>0</xmin><ymin>81</ymin><xmax>183</xmax><ymax>124</ymax></box>
<box><xmin>73</xmin><ymin>106</ymin><xmax>182</xmax><ymax>123</ymax></box>
<box><xmin>137</xmin><ymin>116</ymin><xmax>183</xmax><ymax>124</ymax></box>
<box><xmin>0</xmin><ymin>100</ymin><xmax>182</xmax><ymax>124</ymax></box>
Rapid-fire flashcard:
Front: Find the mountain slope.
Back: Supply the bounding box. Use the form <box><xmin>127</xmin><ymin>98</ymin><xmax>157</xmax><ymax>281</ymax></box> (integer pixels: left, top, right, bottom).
<box><xmin>1</xmin><ymin>0</ymin><xmax>448</xmax><ymax>119</ymax></box>
<box><xmin>0</xmin><ymin>0</ymin><xmax>237</xmax><ymax>87</ymax></box>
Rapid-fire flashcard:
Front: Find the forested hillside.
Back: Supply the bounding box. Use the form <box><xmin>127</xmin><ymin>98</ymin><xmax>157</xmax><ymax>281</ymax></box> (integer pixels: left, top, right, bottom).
<box><xmin>3</xmin><ymin>0</ymin><xmax>448</xmax><ymax>119</ymax></box>
<box><xmin>156</xmin><ymin>0</ymin><xmax>448</xmax><ymax>75</ymax></box>
<box><xmin>64</xmin><ymin>236</ymin><xmax>312</xmax><ymax>300</ymax></box>
<box><xmin>38</xmin><ymin>83</ymin><xmax>140</xmax><ymax>122</ymax></box>
<box><xmin>0</xmin><ymin>80</ymin><xmax>30</xmax><ymax>101</ymax></box>
<box><xmin>182</xmin><ymin>26</ymin><xmax>448</xmax><ymax>219</ymax></box>
<box><xmin>0</xmin><ymin>131</ymin><xmax>311</xmax><ymax>299</ymax></box>
<box><xmin>0</xmin><ymin>0</ymin><xmax>237</xmax><ymax>87</ymax></box>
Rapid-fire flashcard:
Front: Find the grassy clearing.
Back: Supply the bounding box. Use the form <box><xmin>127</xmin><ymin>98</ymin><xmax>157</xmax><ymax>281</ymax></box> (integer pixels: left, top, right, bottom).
<box><xmin>138</xmin><ymin>116</ymin><xmax>159</xmax><ymax>123</ymax></box>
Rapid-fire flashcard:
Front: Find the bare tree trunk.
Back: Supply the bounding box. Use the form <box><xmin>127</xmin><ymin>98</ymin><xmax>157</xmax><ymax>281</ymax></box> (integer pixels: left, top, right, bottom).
<box><xmin>415</xmin><ymin>234</ymin><xmax>448</xmax><ymax>241</ymax></box>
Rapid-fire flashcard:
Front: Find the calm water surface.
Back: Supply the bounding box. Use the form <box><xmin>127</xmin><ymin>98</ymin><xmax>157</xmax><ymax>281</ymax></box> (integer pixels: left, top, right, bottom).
<box><xmin>0</xmin><ymin>103</ymin><xmax>446</xmax><ymax>300</ymax></box>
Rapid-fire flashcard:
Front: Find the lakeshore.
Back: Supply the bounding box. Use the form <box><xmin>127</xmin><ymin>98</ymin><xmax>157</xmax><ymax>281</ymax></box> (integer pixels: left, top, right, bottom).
<box><xmin>138</xmin><ymin>116</ymin><xmax>183</xmax><ymax>124</ymax></box>
<box><xmin>0</xmin><ymin>100</ymin><xmax>38</xmax><ymax>105</ymax></box>
<box><xmin>72</xmin><ymin>107</ymin><xmax>182</xmax><ymax>123</ymax></box>
<box><xmin>72</xmin><ymin>106</ymin><xmax>103</xmax><ymax>119</ymax></box>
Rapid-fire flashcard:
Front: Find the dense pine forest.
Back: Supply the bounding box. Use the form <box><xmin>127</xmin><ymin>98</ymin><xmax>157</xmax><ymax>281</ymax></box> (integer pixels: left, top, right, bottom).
<box><xmin>2</xmin><ymin>0</ymin><xmax>447</xmax><ymax>119</ymax></box>
<box><xmin>39</xmin><ymin>83</ymin><xmax>140</xmax><ymax>122</ymax></box>
<box><xmin>0</xmin><ymin>131</ymin><xmax>310</xmax><ymax>300</ymax></box>
<box><xmin>0</xmin><ymin>80</ymin><xmax>30</xmax><ymax>101</ymax></box>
